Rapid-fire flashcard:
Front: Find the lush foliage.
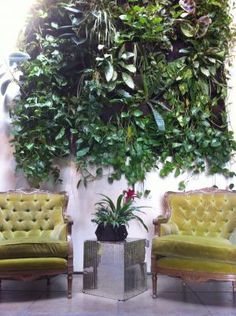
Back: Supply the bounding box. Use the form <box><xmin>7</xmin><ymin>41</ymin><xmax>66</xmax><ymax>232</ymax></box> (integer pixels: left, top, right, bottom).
<box><xmin>92</xmin><ymin>190</ymin><xmax>148</xmax><ymax>230</ymax></box>
<box><xmin>11</xmin><ymin>0</ymin><xmax>236</xmax><ymax>187</ymax></box>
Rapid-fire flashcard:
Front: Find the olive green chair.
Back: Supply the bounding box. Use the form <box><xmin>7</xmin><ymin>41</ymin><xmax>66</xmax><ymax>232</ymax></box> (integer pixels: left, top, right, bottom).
<box><xmin>0</xmin><ymin>189</ymin><xmax>73</xmax><ymax>298</ymax></box>
<box><xmin>152</xmin><ymin>188</ymin><xmax>236</xmax><ymax>298</ymax></box>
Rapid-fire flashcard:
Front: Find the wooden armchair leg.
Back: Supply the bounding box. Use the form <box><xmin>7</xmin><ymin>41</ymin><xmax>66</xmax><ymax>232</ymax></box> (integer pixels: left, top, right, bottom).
<box><xmin>232</xmin><ymin>281</ymin><xmax>236</xmax><ymax>293</ymax></box>
<box><xmin>152</xmin><ymin>273</ymin><xmax>158</xmax><ymax>298</ymax></box>
<box><xmin>68</xmin><ymin>274</ymin><xmax>73</xmax><ymax>299</ymax></box>
<box><xmin>46</xmin><ymin>277</ymin><xmax>50</xmax><ymax>287</ymax></box>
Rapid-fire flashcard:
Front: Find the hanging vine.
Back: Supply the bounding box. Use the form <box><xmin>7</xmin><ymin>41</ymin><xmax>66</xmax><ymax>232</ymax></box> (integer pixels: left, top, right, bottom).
<box><xmin>11</xmin><ymin>0</ymin><xmax>236</xmax><ymax>187</ymax></box>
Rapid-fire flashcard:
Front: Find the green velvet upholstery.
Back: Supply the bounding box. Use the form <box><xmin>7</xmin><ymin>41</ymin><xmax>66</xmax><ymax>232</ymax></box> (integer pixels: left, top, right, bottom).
<box><xmin>156</xmin><ymin>257</ymin><xmax>236</xmax><ymax>274</ymax></box>
<box><xmin>0</xmin><ymin>193</ymin><xmax>67</xmax><ymax>241</ymax></box>
<box><xmin>152</xmin><ymin>234</ymin><xmax>236</xmax><ymax>264</ymax></box>
<box><xmin>0</xmin><ymin>190</ymin><xmax>73</xmax><ymax>298</ymax></box>
<box><xmin>166</xmin><ymin>192</ymin><xmax>236</xmax><ymax>239</ymax></box>
<box><xmin>152</xmin><ymin>189</ymin><xmax>236</xmax><ymax>297</ymax></box>
<box><xmin>0</xmin><ymin>238</ymin><xmax>68</xmax><ymax>259</ymax></box>
<box><xmin>0</xmin><ymin>257</ymin><xmax>67</xmax><ymax>271</ymax></box>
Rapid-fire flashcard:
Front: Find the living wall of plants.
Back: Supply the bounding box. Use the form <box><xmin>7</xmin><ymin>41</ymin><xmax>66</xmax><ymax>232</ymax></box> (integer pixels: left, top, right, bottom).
<box><xmin>12</xmin><ymin>0</ymin><xmax>236</xmax><ymax>187</ymax></box>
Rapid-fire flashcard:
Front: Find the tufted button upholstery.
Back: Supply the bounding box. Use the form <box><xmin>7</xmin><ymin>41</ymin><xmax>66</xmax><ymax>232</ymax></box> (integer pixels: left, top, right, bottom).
<box><xmin>167</xmin><ymin>193</ymin><xmax>236</xmax><ymax>239</ymax></box>
<box><xmin>0</xmin><ymin>193</ymin><xmax>67</xmax><ymax>241</ymax></box>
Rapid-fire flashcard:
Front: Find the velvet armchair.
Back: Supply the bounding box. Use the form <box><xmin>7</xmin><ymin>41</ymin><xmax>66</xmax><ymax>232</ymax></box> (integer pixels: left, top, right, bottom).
<box><xmin>152</xmin><ymin>188</ymin><xmax>236</xmax><ymax>298</ymax></box>
<box><xmin>0</xmin><ymin>189</ymin><xmax>73</xmax><ymax>298</ymax></box>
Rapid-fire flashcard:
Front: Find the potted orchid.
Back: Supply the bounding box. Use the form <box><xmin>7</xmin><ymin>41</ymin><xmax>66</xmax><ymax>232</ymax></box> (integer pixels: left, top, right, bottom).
<box><xmin>92</xmin><ymin>189</ymin><xmax>148</xmax><ymax>242</ymax></box>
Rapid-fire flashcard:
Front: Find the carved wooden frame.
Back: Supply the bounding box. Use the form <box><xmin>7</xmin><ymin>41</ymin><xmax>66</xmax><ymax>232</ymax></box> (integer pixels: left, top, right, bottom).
<box><xmin>0</xmin><ymin>189</ymin><xmax>74</xmax><ymax>298</ymax></box>
<box><xmin>151</xmin><ymin>187</ymin><xmax>236</xmax><ymax>298</ymax></box>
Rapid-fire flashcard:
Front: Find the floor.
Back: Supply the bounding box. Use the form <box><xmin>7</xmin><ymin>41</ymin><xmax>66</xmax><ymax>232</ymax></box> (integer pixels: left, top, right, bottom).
<box><xmin>0</xmin><ymin>274</ymin><xmax>236</xmax><ymax>316</ymax></box>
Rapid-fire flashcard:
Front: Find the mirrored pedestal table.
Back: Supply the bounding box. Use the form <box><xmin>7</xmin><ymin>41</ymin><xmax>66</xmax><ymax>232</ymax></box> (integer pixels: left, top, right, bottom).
<box><xmin>83</xmin><ymin>238</ymin><xmax>147</xmax><ymax>300</ymax></box>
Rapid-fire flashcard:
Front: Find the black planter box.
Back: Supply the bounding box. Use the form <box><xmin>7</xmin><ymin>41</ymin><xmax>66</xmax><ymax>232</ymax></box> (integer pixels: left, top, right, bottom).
<box><xmin>95</xmin><ymin>224</ymin><xmax>128</xmax><ymax>242</ymax></box>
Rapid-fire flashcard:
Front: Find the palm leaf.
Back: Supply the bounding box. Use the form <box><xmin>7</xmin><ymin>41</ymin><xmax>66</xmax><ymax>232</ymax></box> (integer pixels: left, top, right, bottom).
<box><xmin>97</xmin><ymin>194</ymin><xmax>116</xmax><ymax>211</ymax></box>
<box><xmin>132</xmin><ymin>215</ymin><xmax>148</xmax><ymax>231</ymax></box>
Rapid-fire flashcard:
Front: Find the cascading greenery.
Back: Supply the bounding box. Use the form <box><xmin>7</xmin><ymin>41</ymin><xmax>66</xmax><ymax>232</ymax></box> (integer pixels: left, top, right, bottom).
<box><xmin>12</xmin><ymin>0</ymin><xmax>236</xmax><ymax>188</ymax></box>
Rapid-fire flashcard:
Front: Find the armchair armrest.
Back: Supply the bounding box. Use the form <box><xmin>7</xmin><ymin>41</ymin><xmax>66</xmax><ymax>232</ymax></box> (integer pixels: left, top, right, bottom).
<box><xmin>64</xmin><ymin>215</ymin><xmax>73</xmax><ymax>224</ymax></box>
<box><xmin>64</xmin><ymin>215</ymin><xmax>73</xmax><ymax>236</ymax></box>
<box><xmin>153</xmin><ymin>215</ymin><xmax>169</xmax><ymax>236</ymax></box>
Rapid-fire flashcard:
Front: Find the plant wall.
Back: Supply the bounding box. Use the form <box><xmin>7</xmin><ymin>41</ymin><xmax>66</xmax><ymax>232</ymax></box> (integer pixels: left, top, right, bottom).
<box><xmin>12</xmin><ymin>0</ymin><xmax>236</xmax><ymax>187</ymax></box>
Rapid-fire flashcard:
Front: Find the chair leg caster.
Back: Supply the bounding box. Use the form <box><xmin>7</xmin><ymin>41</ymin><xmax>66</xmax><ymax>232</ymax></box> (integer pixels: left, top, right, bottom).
<box><xmin>152</xmin><ymin>293</ymin><xmax>157</xmax><ymax>299</ymax></box>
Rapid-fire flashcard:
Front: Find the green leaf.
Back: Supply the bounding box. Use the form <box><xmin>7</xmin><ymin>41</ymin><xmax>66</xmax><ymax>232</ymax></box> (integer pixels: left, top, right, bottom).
<box><xmin>200</xmin><ymin>67</ymin><xmax>210</xmax><ymax>77</ymax></box>
<box><xmin>133</xmin><ymin>109</ymin><xmax>143</xmax><ymax>117</ymax></box>
<box><xmin>122</xmin><ymin>72</ymin><xmax>135</xmax><ymax>89</ymax></box>
<box><xmin>55</xmin><ymin>128</ymin><xmax>65</xmax><ymax>140</ymax></box>
<box><xmin>211</xmin><ymin>139</ymin><xmax>221</xmax><ymax>147</ymax></box>
<box><xmin>178</xmin><ymin>181</ymin><xmax>186</xmax><ymax>191</ymax></box>
<box><xmin>119</xmin><ymin>14</ymin><xmax>129</xmax><ymax>21</ymax></box>
<box><xmin>172</xmin><ymin>143</ymin><xmax>182</xmax><ymax>148</ymax></box>
<box><xmin>26</xmin><ymin>143</ymin><xmax>34</xmax><ymax>150</ymax></box>
<box><xmin>76</xmin><ymin>147</ymin><xmax>90</xmax><ymax>158</ymax></box>
<box><xmin>120</xmin><ymin>63</ymin><xmax>136</xmax><ymax>73</ymax></box>
<box><xmin>174</xmin><ymin>168</ymin><xmax>181</xmax><ymax>177</ymax></box>
<box><xmin>104</xmin><ymin>61</ymin><xmax>114</xmax><ymax>82</ymax></box>
<box><xmin>148</xmin><ymin>104</ymin><xmax>165</xmax><ymax>131</ymax></box>
<box><xmin>121</xmin><ymin>52</ymin><xmax>135</xmax><ymax>60</ymax></box>
<box><xmin>51</xmin><ymin>22</ymin><xmax>58</xmax><ymax>29</ymax></box>
<box><xmin>117</xmin><ymin>90</ymin><xmax>132</xmax><ymax>98</ymax></box>
<box><xmin>180</xmin><ymin>23</ymin><xmax>196</xmax><ymax>37</ymax></box>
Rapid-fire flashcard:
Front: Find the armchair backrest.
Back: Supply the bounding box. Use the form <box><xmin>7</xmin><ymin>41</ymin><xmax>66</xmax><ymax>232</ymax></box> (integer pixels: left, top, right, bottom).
<box><xmin>0</xmin><ymin>190</ymin><xmax>68</xmax><ymax>241</ymax></box>
<box><xmin>165</xmin><ymin>188</ymin><xmax>236</xmax><ymax>239</ymax></box>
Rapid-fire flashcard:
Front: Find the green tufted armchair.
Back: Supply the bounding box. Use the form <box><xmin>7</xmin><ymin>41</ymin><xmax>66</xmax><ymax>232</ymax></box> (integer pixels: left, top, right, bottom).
<box><xmin>152</xmin><ymin>188</ymin><xmax>236</xmax><ymax>298</ymax></box>
<box><xmin>0</xmin><ymin>189</ymin><xmax>73</xmax><ymax>298</ymax></box>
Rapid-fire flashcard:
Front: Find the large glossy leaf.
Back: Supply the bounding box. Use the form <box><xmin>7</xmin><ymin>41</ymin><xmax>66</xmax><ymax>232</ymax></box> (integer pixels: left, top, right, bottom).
<box><xmin>120</xmin><ymin>63</ymin><xmax>136</xmax><ymax>73</ymax></box>
<box><xmin>121</xmin><ymin>52</ymin><xmax>135</xmax><ymax>60</ymax></box>
<box><xmin>55</xmin><ymin>128</ymin><xmax>65</xmax><ymax>140</ymax></box>
<box><xmin>200</xmin><ymin>67</ymin><xmax>210</xmax><ymax>77</ymax></box>
<box><xmin>148</xmin><ymin>103</ymin><xmax>165</xmax><ymax>131</ymax></box>
<box><xmin>180</xmin><ymin>23</ymin><xmax>196</xmax><ymax>37</ymax></box>
<box><xmin>105</xmin><ymin>61</ymin><xmax>114</xmax><ymax>82</ymax></box>
<box><xmin>76</xmin><ymin>147</ymin><xmax>90</xmax><ymax>158</ymax></box>
<box><xmin>122</xmin><ymin>72</ymin><xmax>135</xmax><ymax>89</ymax></box>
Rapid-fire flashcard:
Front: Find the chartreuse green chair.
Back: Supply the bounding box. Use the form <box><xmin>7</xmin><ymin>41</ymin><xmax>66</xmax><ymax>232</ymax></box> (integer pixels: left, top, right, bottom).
<box><xmin>152</xmin><ymin>188</ymin><xmax>236</xmax><ymax>298</ymax></box>
<box><xmin>0</xmin><ymin>190</ymin><xmax>73</xmax><ymax>298</ymax></box>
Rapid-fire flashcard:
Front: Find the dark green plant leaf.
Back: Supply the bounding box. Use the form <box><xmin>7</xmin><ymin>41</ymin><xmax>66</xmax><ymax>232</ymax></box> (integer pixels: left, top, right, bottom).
<box><xmin>180</xmin><ymin>23</ymin><xmax>196</xmax><ymax>37</ymax></box>
<box><xmin>76</xmin><ymin>147</ymin><xmax>90</xmax><ymax>158</ymax></box>
<box><xmin>148</xmin><ymin>104</ymin><xmax>165</xmax><ymax>131</ymax></box>
<box><xmin>122</xmin><ymin>72</ymin><xmax>135</xmax><ymax>89</ymax></box>
<box><xmin>104</xmin><ymin>61</ymin><xmax>114</xmax><ymax>82</ymax></box>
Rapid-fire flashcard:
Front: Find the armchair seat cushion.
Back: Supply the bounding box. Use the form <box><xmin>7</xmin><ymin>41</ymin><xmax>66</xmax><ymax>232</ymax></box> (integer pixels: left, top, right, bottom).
<box><xmin>156</xmin><ymin>257</ymin><xmax>236</xmax><ymax>274</ymax></box>
<box><xmin>0</xmin><ymin>257</ymin><xmax>67</xmax><ymax>271</ymax></box>
<box><xmin>152</xmin><ymin>234</ymin><xmax>236</xmax><ymax>264</ymax></box>
<box><xmin>0</xmin><ymin>238</ymin><xmax>68</xmax><ymax>259</ymax></box>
